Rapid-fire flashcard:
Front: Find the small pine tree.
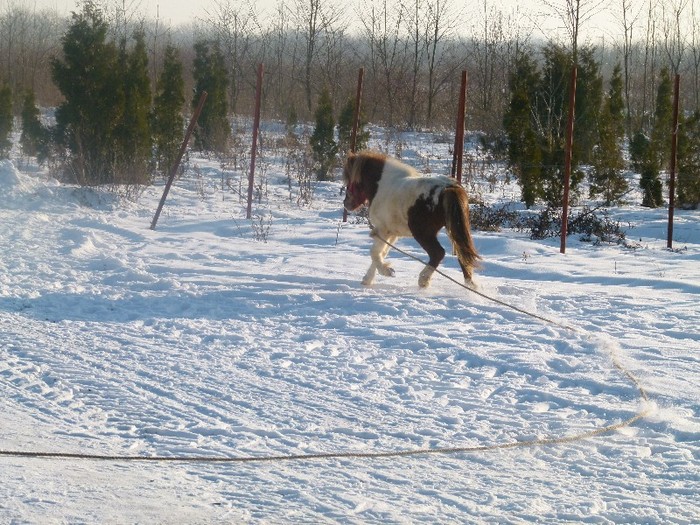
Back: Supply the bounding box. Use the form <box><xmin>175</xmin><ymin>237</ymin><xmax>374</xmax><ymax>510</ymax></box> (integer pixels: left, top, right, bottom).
<box><xmin>114</xmin><ymin>29</ymin><xmax>152</xmax><ymax>185</ymax></box>
<box><xmin>192</xmin><ymin>39</ymin><xmax>230</xmax><ymax>154</ymax></box>
<box><xmin>152</xmin><ymin>44</ymin><xmax>185</xmax><ymax>177</ymax></box>
<box><xmin>51</xmin><ymin>1</ymin><xmax>122</xmax><ymax>185</ymax></box>
<box><xmin>0</xmin><ymin>84</ymin><xmax>12</xmax><ymax>159</ymax></box>
<box><xmin>310</xmin><ymin>87</ymin><xmax>338</xmax><ymax>181</ymax></box>
<box><xmin>590</xmin><ymin>64</ymin><xmax>628</xmax><ymax>204</ymax></box>
<box><xmin>638</xmin><ymin>68</ymin><xmax>672</xmax><ymax>208</ymax></box>
<box><xmin>676</xmin><ymin>111</ymin><xmax>700</xmax><ymax>209</ymax></box>
<box><xmin>607</xmin><ymin>64</ymin><xmax>625</xmax><ymax>140</ymax></box>
<box><xmin>20</xmin><ymin>89</ymin><xmax>50</xmax><ymax>162</ymax></box>
<box><xmin>640</xmin><ymin>157</ymin><xmax>663</xmax><ymax>207</ymax></box>
<box><xmin>503</xmin><ymin>49</ymin><xmax>542</xmax><ymax>208</ymax></box>
<box><xmin>571</xmin><ymin>47</ymin><xmax>604</xmax><ymax>166</ymax></box>
<box><xmin>629</xmin><ymin>130</ymin><xmax>649</xmax><ymax>173</ymax></box>
<box><xmin>650</xmin><ymin>68</ymin><xmax>673</xmax><ymax>169</ymax></box>
<box><xmin>337</xmin><ymin>96</ymin><xmax>369</xmax><ymax>157</ymax></box>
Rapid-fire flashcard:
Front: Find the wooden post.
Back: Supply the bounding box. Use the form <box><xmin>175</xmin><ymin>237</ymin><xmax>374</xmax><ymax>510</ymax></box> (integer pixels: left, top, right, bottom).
<box><xmin>343</xmin><ymin>67</ymin><xmax>365</xmax><ymax>223</ymax></box>
<box><xmin>150</xmin><ymin>91</ymin><xmax>208</xmax><ymax>231</ymax></box>
<box><xmin>668</xmin><ymin>73</ymin><xmax>680</xmax><ymax>250</ymax></box>
<box><xmin>451</xmin><ymin>71</ymin><xmax>467</xmax><ymax>183</ymax></box>
<box><xmin>247</xmin><ymin>64</ymin><xmax>264</xmax><ymax>220</ymax></box>
<box><xmin>560</xmin><ymin>65</ymin><xmax>577</xmax><ymax>254</ymax></box>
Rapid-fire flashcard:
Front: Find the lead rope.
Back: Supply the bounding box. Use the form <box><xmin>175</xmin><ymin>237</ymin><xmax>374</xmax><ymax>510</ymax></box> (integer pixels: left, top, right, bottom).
<box><xmin>0</xmin><ymin>233</ymin><xmax>651</xmax><ymax>463</ymax></box>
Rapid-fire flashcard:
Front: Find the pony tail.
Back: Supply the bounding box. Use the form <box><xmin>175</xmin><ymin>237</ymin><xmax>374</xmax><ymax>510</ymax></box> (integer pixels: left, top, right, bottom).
<box><xmin>443</xmin><ymin>186</ymin><xmax>481</xmax><ymax>270</ymax></box>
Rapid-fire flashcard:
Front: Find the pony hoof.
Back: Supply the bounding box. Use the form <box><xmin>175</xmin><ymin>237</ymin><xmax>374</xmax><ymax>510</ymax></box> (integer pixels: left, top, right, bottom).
<box><xmin>418</xmin><ymin>267</ymin><xmax>434</xmax><ymax>288</ymax></box>
<box><xmin>379</xmin><ymin>265</ymin><xmax>395</xmax><ymax>277</ymax></box>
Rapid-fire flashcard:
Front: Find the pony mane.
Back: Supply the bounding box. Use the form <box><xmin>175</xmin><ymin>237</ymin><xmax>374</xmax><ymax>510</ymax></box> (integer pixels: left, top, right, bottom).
<box><xmin>343</xmin><ymin>150</ymin><xmax>387</xmax><ymax>186</ymax></box>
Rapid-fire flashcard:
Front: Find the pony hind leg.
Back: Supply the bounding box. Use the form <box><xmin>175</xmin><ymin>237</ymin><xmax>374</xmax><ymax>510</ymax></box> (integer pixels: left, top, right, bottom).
<box><xmin>456</xmin><ymin>254</ymin><xmax>477</xmax><ymax>289</ymax></box>
<box><xmin>414</xmin><ymin>234</ymin><xmax>446</xmax><ymax>288</ymax></box>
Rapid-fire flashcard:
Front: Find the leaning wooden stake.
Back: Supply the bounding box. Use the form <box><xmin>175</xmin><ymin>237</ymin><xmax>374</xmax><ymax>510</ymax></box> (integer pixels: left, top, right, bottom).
<box><xmin>247</xmin><ymin>64</ymin><xmax>264</xmax><ymax>220</ymax></box>
<box><xmin>667</xmin><ymin>73</ymin><xmax>680</xmax><ymax>250</ymax></box>
<box><xmin>150</xmin><ymin>91</ymin><xmax>208</xmax><ymax>230</ymax></box>
<box><xmin>343</xmin><ymin>67</ymin><xmax>365</xmax><ymax>223</ymax></box>
<box><xmin>560</xmin><ymin>65</ymin><xmax>577</xmax><ymax>254</ymax></box>
<box><xmin>451</xmin><ymin>71</ymin><xmax>467</xmax><ymax>183</ymax></box>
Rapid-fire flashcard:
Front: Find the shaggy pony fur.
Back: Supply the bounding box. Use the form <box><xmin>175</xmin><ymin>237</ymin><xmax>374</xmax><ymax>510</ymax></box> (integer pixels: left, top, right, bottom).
<box><xmin>343</xmin><ymin>150</ymin><xmax>480</xmax><ymax>288</ymax></box>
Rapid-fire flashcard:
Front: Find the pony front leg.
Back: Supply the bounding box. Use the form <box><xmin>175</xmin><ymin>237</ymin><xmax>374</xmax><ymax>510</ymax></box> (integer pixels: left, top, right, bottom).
<box><xmin>362</xmin><ymin>234</ymin><xmax>396</xmax><ymax>285</ymax></box>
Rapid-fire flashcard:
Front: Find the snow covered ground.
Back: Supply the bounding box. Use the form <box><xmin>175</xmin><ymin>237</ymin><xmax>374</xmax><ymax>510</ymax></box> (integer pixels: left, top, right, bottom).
<box><xmin>1</xmin><ymin>134</ymin><xmax>698</xmax><ymax>523</ymax></box>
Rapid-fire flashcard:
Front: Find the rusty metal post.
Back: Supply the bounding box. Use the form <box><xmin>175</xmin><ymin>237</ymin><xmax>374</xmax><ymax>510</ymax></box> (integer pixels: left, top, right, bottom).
<box><xmin>343</xmin><ymin>67</ymin><xmax>365</xmax><ymax>223</ymax></box>
<box><xmin>668</xmin><ymin>73</ymin><xmax>680</xmax><ymax>250</ymax></box>
<box><xmin>350</xmin><ymin>68</ymin><xmax>365</xmax><ymax>153</ymax></box>
<box><xmin>560</xmin><ymin>65</ymin><xmax>577</xmax><ymax>254</ymax></box>
<box><xmin>247</xmin><ymin>64</ymin><xmax>264</xmax><ymax>220</ymax></box>
<box><xmin>150</xmin><ymin>91</ymin><xmax>208</xmax><ymax>230</ymax></box>
<box><xmin>451</xmin><ymin>71</ymin><xmax>467</xmax><ymax>183</ymax></box>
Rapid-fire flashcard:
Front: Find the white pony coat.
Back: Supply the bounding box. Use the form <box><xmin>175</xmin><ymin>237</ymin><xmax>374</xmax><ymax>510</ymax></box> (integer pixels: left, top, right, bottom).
<box><xmin>369</xmin><ymin>157</ymin><xmax>453</xmax><ymax>238</ymax></box>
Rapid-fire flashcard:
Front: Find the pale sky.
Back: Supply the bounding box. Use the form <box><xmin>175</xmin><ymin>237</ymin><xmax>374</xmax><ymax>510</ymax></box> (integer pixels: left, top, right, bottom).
<box><xmin>14</xmin><ymin>0</ymin><xmax>645</xmax><ymax>43</ymax></box>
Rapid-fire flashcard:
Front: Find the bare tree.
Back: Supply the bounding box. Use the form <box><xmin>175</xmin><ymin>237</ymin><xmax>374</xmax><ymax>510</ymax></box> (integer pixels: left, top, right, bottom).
<box><xmin>319</xmin><ymin>21</ymin><xmax>349</xmax><ymax>105</ymax></box>
<box><xmin>690</xmin><ymin>0</ymin><xmax>700</xmax><ymax>111</ymax></box>
<box><xmin>641</xmin><ymin>0</ymin><xmax>658</xmax><ymax>130</ymax></box>
<box><xmin>543</xmin><ymin>0</ymin><xmax>606</xmax><ymax>59</ymax></box>
<box><xmin>264</xmin><ymin>0</ymin><xmax>302</xmax><ymax>118</ymax></box>
<box><xmin>616</xmin><ymin>0</ymin><xmax>644</xmax><ymax>136</ymax></box>
<box><xmin>0</xmin><ymin>3</ymin><xmax>63</xmax><ymax>104</ymax></box>
<box><xmin>291</xmin><ymin>0</ymin><xmax>343</xmax><ymax>112</ymax></box>
<box><xmin>661</xmin><ymin>0</ymin><xmax>688</xmax><ymax>74</ymax></box>
<box><xmin>206</xmin><ymin>0</ymin><xmax>257</xmax><ymax>115</ymax></box>
<box><xmin>423</xmin><ymin>0</ymin><xmax>459</xmax><ymax>125</ymax></box>
<box><xmin>359</xmin><ymin>0</ymin><xmax>407</xmax><ymax>126</ymax></box>
<box><xmin>404</xmin><ymin>0</ymin><xmax>426</xmax><ymax>128</ymax></box>
<box><xmin>469</xmin><ymin>1</ymin><xmax>527</xmax><ymax>133</ymax></box>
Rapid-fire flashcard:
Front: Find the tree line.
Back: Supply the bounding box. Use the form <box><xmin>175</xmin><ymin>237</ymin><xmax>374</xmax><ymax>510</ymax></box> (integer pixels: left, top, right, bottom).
<box><xmin>0</xmin><ymin>0</ymin><xmax>699</xmax><ymax>208</ymax></box>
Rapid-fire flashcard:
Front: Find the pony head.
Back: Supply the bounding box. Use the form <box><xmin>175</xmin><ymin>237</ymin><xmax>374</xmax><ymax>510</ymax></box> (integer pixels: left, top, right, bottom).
<box><xmin>342</xmin><ymin>151</ymin><xmax>386</xmax><ymax>211</ymax></box>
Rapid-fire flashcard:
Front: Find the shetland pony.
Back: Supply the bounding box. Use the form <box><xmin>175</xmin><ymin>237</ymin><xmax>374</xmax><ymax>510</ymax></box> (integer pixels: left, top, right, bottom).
<box><xmin>343</xmin><ymin>150</ymin><xmax>480</xmax><ymax>288</ymax></box>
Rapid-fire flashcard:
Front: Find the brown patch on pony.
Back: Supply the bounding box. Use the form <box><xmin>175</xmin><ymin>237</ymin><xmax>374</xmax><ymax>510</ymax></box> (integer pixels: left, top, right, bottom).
<box><xmin>406</xmin><ymin>182</ymin><xmax>480</xmax><ymax>284</ymax></box>
<box><xmin>407</xmin><ymin>187</ymin><xmax>447</xmax><ymax>269</ymax></box>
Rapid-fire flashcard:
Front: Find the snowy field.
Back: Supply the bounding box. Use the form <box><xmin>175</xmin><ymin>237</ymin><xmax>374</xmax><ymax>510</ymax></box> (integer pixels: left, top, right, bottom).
<box><xmin>1</xmin><ymin>132</ymin><xmax>699</xmax><ymax>523</ymax></box>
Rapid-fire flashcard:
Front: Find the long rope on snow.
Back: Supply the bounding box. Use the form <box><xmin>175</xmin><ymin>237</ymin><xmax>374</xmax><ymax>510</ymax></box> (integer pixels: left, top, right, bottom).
<box><xmin>0</xmin><ymin>232</ymin><xmax>651</xmax><ymax>463</ymax></box>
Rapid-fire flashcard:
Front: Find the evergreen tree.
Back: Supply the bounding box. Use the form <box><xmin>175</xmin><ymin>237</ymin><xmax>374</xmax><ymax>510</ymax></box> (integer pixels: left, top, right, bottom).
<box><xmin>152</xmin><ymin>44</ymin><xmax>185</xmax><ymax>177</ymax></box>
<box><xmin>629</xmin><ymin>130</ymin><xmax>649</xmax><ymax>173</ymax></box>
<box><xmin>310</xmin><ymin>87</ymin><xmax>338</xmax><ymax>181</ymax></box>
<box><xmin>676</xmin><ymin>111</ymin><xmax>700</xmax><ymax>209</ymax></box>
<box><xmin>0</xmin><ymin>84</ymin><xmax>12</xmax><ymax>159</ymax></box>
<box><xmin>20</xmin><ymin>89</ymin><xmax>50</xmax><ymax>162</ymax></box>
<box><xmin>337</xmin><ymin>96</ymin><xmax>369</xmax><ymax>157</ymax></box>
<box><xmin>503</xmin><ymin>49</ymin><xmax>543</xmax><ymax>208</ymax></box>
<box><xmin>572</xmin><ymin>47</ymin><xmax>604</xmax><ymax>166</ymax></box>
<box><xmin>650</xmin><ymin>68</ymin><xmax>673</xmax><ymax>169</ymax></box>
<box><xmin>638</xmin><ymin>68</ymin><xmax>672</xmax><ymax>207</ymax></box>
<box><xmin>192</xmin><ymin>39</ymin><xmax>230</xmax><ymax>154</ymax></box>
<box><xmin>51</xmin><ymin>2</ymin><xmax>121</xmax><ymax>185</ymax></box>
<box><xmin>537</xmin><ymin>44</ymin><xmax>597</xmax><ymax>207</ymax></box>
<box><xmin>639</xmin><ymin>156</ymin><xmax>663</xmax><ymax>207</ymax></box>
<box><xmin>608</xmin><ymin>64</ymin><xmax>626</xmax><ymax>140</ymax></box>
<box><xmin>505</xmin><ymin>43</ymin><xmax>607</xmax><ymax>208</ymax></box>
<box><xmin>114</xmin><ymin>29</ymin><xmax>152</xmax><ymax>185</ymax></box>
<box><xmin>590</xmin><ymin>64</ymin><xmax>628</xmax><ymax>204</ymax></box>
